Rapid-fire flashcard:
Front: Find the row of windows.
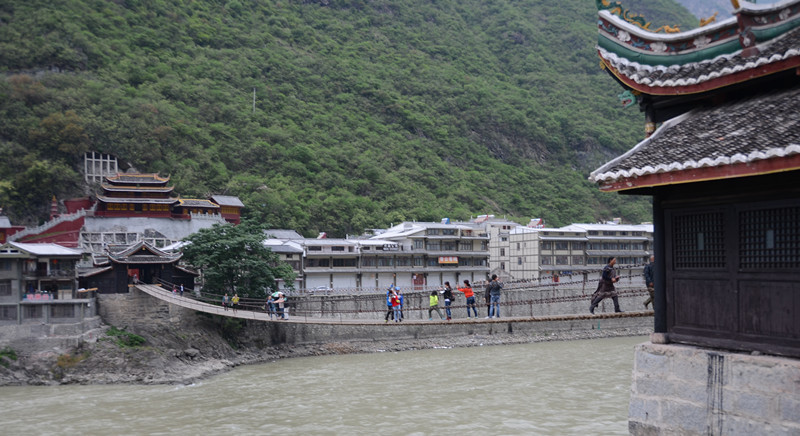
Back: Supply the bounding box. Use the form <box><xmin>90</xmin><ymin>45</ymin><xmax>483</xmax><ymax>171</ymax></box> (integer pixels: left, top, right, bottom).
<box><xmin>673</xmin><ymin>205</ymin><xmax>800</xmax><ymax>270</ymax></box>
<box><xmin>306</xmin><ymin>257</ymin><xmax>486</xmax><ymax>268</ymax></box>
<box><xmin>426</xmin><ymin>229</ymin><xmax>457</xmax><ymax>236</ymax></box>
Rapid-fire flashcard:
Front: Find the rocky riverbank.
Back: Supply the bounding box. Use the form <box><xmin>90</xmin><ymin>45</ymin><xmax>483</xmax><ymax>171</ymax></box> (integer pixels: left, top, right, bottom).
<box><xmin>0</xmin><ymin>315</ymin><xmax>651</xmax><ymax>386</ymax></box>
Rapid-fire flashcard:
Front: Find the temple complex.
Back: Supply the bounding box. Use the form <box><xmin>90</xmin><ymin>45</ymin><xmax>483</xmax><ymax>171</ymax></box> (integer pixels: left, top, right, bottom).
<box><xmin>10</xmin><ymin>171</ymin><xmax>243</xmax><ymax>253</ymax></box>
<box><xmin>591</xmin><ymin>0</ymin><xmax>800</xmax><ymax>433</ymax></box>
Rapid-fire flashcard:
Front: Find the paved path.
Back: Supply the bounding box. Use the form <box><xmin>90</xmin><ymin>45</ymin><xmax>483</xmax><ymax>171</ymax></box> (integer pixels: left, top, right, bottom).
<box><xmin>135</xmin><ymin>284</ymin><xmax>653</xmax><ymax>325</ymax></box>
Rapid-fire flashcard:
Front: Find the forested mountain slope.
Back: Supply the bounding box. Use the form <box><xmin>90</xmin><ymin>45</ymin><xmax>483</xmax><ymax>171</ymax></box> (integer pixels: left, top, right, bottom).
<box><xmin>0</xmin><ymin>0</ymin><xmax>696</xmax><ymax>236</ymax></box>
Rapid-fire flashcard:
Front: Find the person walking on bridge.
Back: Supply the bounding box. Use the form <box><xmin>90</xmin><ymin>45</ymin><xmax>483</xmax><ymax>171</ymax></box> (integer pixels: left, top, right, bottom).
<box><xmin>442</xmin><ymin>282</ymin><xmax>454</xmax><ymax>321</ymax></box>
<box><xmin>384</xmin><ymin>285</ymin><xmax>396</xmax><ymax>323</ymax></box>
<box><xmin>232</xmin><ymin>293</ymin><xmax>240</xmax><ymax>313</ymax></box>
<box><xmin>643</xmin><ymin>255</ymin><xmax>655</xmax><ymax>310</ymax></box>
<box><xmin>487</xmin><ymin>275</ymin><xmax>503</xmax><ymax>318</ymax></box>
<box><xmin>222</xmin><ymin>293</ymin><xmax>229</xmax><ymax>311</ymax></box>
<box><xmin>428</xmin><ymin>291</ymin><xmax>444</xmax><ymax>320</ymax></box>
<box><xmin>458</xmin><ymin>280</ymin><xmax>478</xmax><ymax>318</ymax></box>
<box><xmin>590</xmin><ymin>257</ymin><xmax>623</xmax><ymax>314</ymax></box>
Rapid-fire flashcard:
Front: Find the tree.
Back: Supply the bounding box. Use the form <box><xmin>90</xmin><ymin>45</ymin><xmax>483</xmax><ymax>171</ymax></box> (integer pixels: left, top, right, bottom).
<box><xmin>180</xmin><ymin>221</ymin><xmax>295</xmax><ymax>298</ymax></box>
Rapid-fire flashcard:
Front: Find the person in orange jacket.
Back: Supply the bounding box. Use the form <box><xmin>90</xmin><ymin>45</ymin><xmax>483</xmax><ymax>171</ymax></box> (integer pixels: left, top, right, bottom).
<box><xmin>457</xmin><ymin>280</ymin><xmax>478</xmax><ymax>318</ymax></box>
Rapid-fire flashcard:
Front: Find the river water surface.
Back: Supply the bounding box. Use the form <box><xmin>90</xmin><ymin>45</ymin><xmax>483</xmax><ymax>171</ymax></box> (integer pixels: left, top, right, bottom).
<box><xmin>1</xmin><ymin>335</ymin><xmax>645</xmax><ymax>435</ymax></box>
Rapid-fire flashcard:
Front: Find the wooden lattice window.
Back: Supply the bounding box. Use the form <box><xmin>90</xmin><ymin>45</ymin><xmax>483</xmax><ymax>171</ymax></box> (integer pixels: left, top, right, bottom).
<box><xmin>740</xmin><ymin>206</ymin><xmax>800</xmax><ymax>269</ymax></box>
<box><xmin>673</xmin><ymin>211</ymin><xmax>726</xmax><ymax>269</ymax></box>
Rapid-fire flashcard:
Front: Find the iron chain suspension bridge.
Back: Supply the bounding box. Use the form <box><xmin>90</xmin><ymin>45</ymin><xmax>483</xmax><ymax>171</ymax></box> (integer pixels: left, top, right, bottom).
<box><xmin>143</xmin><ymin>264</ymin><xmax>654</xmax><ymax>325</ymax></box>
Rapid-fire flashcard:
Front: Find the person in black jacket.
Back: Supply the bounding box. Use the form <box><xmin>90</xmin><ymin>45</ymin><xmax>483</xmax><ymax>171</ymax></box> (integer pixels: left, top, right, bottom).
<box><xmin>643</xmin><ymin>255</ymin><xmax>655</xmax><ymax>309</ymax></box>
<box><xmin>442</xmin><ymin>282</ymin><xmax>455</xmax><ymax>321</ymax></box>
<box><xmin>590</xmin><ymin>257</ymin><xmax>623</xmax><ymax>314</ymax></box>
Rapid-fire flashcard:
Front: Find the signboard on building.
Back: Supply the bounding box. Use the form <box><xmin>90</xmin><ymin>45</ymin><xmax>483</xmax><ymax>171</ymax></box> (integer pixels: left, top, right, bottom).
<box><xmin>438</xmin><ymin>256</ymin><xmax>459</xmax><ymax>264</ymax></box>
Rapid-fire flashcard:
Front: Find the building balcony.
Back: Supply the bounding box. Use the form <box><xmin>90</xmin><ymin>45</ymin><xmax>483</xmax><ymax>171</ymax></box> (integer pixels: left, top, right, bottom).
<box><xmin>22</xmin><ymin>269</ymin><xmax>77</xmax><ymax>279</ymax></box>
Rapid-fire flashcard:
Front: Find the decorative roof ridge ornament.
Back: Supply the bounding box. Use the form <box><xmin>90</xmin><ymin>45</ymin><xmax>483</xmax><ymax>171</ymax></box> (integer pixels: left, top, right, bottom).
<box><xmin>596</xmin><ymin>0</ymin><xmax>651</xmax><ymax>30</ymax></box>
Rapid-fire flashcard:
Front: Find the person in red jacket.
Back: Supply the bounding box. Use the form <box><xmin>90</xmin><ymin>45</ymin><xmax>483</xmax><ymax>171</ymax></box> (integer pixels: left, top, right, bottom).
<box><xmin>457</xmin><ymin>280</ymin><xmax>478</xmax><ymax>318</ymax></box>
<box><xmin>390</xmin><ymin>289</ymin><xmax>402</xmax><ymax>322</ymax></box>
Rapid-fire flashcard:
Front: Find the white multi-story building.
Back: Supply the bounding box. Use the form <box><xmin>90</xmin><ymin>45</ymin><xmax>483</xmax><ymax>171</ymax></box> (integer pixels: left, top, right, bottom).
<box><xmin>265</xmin><ymin>220</ymin><xmax>491</xmax><ymax>291</ymax></box>
<box><xmin>489</xmin><ymin>221</ymin><xmax>653</xmax><ymax>281</ymax></box>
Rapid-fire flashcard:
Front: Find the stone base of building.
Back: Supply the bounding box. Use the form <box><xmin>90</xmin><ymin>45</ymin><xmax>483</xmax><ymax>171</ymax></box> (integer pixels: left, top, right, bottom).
<box><xmin>0</xmin><ymin>316</ymin><xmax>104</xmax><ymax>355</ymax></box>
<box><xmin>629</xmin><ymin>339</ymin><xmax>800</xmax><ymax>435</ymax></box>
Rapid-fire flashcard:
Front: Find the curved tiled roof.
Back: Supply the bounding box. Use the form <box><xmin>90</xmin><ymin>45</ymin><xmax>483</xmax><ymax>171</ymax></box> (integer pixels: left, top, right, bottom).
<box><xmin>599</xmin><ymin>26</ymin><xmax>800</xmax><ymax>91</ymax></box>
<box><xmin>589</xmin><ymin>85</ymin><xmax>800</xmax><ymax>189</ymax></box>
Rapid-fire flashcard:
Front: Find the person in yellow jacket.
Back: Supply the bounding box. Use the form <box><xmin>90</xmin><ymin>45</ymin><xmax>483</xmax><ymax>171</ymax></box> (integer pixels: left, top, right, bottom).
<box><xmin>428</xmin><ymin>291</ymin><xmax>444</xmax><ymax>320</ymax></box>
<box><xmin>231</xmin><ymin>293</ymin><xmax>240</xmax><ymax>313</ymax></box>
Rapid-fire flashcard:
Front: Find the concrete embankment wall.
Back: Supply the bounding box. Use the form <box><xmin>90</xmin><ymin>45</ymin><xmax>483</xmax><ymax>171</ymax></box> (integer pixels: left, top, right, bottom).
<box><xmin>246</xmin><ymin>315</ymin><xmax>652</xmax><ymax>347</ymax></box>
<box><xmin>629</xmin><ymin>342</ymin><xmax>800</xmax><ymax>435</ymax></box>
<box><xmin>0</xmin><ymin>317</ymin><xmax>104</xmax><ymax>355</ymax></box>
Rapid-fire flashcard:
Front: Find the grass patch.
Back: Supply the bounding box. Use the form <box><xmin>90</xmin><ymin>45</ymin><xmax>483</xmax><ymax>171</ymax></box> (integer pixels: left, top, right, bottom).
<box><xmin>106</xmin><ymin>326</ymin><xmax>146</xmax><ymax>348</ymax></box>
<box><xmin>0</xmin><ymin>347</ymin><xmax>18</xmax><ymax>367</ymax></box>
<box><xmin>56</xmin><ymin>352</ymin><xmax>89</xmax><ymax>369</ymax></box>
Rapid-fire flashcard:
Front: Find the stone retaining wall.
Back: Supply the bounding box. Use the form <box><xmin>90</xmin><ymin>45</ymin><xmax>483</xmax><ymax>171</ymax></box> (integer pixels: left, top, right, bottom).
<box><xmin>629</xmin><ymin>341</ymin><xmax>800</xmax><ymax>435</ymax></box>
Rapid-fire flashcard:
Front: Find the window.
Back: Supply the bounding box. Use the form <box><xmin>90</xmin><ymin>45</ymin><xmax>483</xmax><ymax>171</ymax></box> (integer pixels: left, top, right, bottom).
<box><xmin>589</xmin><ymin>243</ymin><xmax>603</xmax><ymax>250</ymax></box>
<box><xmin>516</xmin><ymin>243</ymin><xmax>520</xmax><ymax>250</ymax></box>
<box><xmin>556</xmin><ymin>256</ymin><xmax>569</xmax><ymax>265</ymax></box>
<box><xmin>333</xmin><ymin>258</ymin><xmax>356</xmax><ymax>267</ymax></box>
<box><xmin>427</xmin><ymin>258</ymin><xmax>439</xmax><ymax>266</ymax></box>
<box><xmin>481</xmin><ymin>241</ymin><xmax>488</xmax><ymax>251</ymax></box>
<box><xmin>0</xmin><ymin>305</ymin><xmax>16</xmax><ymax>321</ymax></box>
<box><xmin>285</xmin><ymin>254</ymin><xmax>293</xmax><ymax>259</ymax></box>
<box><xmin>602</xmin><ymin>243</ymin><xmax>619</xmax><ymax>250</ymax></box>
<box><xmin>588</xmin><ymin>231</ymin><xmax>599</xmax><ymax>236</ymax></box>
<box><xmin>442</xmin><ymin>229</ymin><xmax>455</xmax><ymax>236</ymax></box>
<box><xmin>414</xmin><ymin>257</ymin><xmax>424</xmax><ymax>266</ymax></box>
<box><xmin>541</xmin><ymin>242</ymin><xmax>552</xmax><ymax>250</ymax></box>
<box><xmin>414</xmin><ymin>240</ymin><xmax>424</xmax><ymax>250</ymax></box>
<box><xmin>378</xmin><ymin>258</ymin><xmax>393</xmax><ymax>267</ymax></box>
<box><xmin>500</xmin><ymin>248</ymin><xmax>505</xmax><ymax>256</ymax></box>
<box><xmin>603</xmin><ymin>231</ymin><xmax>616</xmax><ymax>236</ymax></box>
<box><xmin>459</xmin><ymin>241</ymin><xmax>472</xmax><ymax>251</ymax></box>
<box><xmin>501</xmin><ymin>237</ymin><xmax>508</xmax><ymax>242</ymax></box>
<box><xmin>0</xmin><ymin>281</ymin><xmax>10</xmax><ymax>296</ymax></box>
<box><xmin>555</xmin><ymin>242</ymin><xmax>568</xmax><ymax>250</ymax></box>
<box><xmin>541</xmin><ymin>257</ymin><xmax>552</xmax><ymax>265</ymax></box>
<box><xmin>362</xmin><ymin>246</ymin><xmax>371</xmax><ymax>251</ymax></box>
<box><xmin>572</xmin><ymin>242</ymin><xmax>585</xmax><ymax>250</ymax></box>
<box><xmin>24</xmin><ymin>305</ymin><xmax>42</xmax><ymax>319</ymax></box>
<box><xmin>442</xmin><ymin>242</ymin><xmax>456</xmax><ymax>251</ymax></box>
<box><xmin>427</xmin><ymin>241</ymin><xmax>441</xmax><ymax>250</ymax></box>
<box><xmin>673</xmin><ymin>211</ymin><xmax>726</xmax><ymax>269</ymax></box>
<box><xmin>517</xmin><ymin>257</ymin><xmax>522</xmax><ymax>265</ymax></box>
<box><xmin>331</xmin><ymin>246</ymin><xmax>345</xmax><ymax>252</ymax></box>
<box><xmin>318</xmin><ymin>259</ymin><xmax>330</xmax><ymax>267</ymax></box>
<box><xmin>740</xmin><ymin>206</ymin><xmax>800</xmax><ymax>269</ymax></box>
<box><xmin>427</xmin><ymin>229</ymin><xmax>440</xmax><ymax>235</ymax></box>
<box><xmin>459</xmin><ymin>257</ymin><xmax>472</xmax><ymax>266</ymax></box>
<box><xmin>51</xmin><ymin>305</ymin><xmax>75</xmax><ymax>318</ymax></box>
<box><xmin>500</xmin><ymin>262</ymin><xmax>505</xmax><ymax>270</ymax></box>
<box><xmin>362</xmin><ymin>257</ymin><xmax>376</xmax><ymax>267</ymax></box>
<box><xmin>572</xmin><ymin>256</ymin><xmax>584</xmax><ymax>265</ymax></box>
<box><xmin>396</xmin><ymin>257</ymin><xmax>411</xmax><ymax>266</ymax></box>
<box><xmin>308</xmin><ymin>246</ymin><xmax>322</xmax><ymax>251</ymax></box>
<box><xmin>0</xmin><ymin>260</ymin><xmax>11</xmax><ymax>271</ymax></box>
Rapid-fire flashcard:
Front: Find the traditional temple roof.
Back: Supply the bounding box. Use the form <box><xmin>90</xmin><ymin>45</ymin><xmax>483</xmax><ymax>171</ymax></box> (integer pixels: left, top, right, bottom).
<box><xmin>104</xmin><ymin>173</ymin><xmax>170</xmax><ymax>185</ymax></box>
<box><xmin>177</xmin><ymin>199</ymin><xmax>220</xmax><ymax>208</ymax></box>
<box><xmin>106</xmin><ymin>240</ymin><xmax>182</xmax><ymax>264</ymax></box>
<box><xmin>96</xmin><ymin>196</ymin><xmax>178</xmax><ymax>204</ymax></box>
<box><xmin>589</xmin><ymin>84</ymin><xmax>800</xmax><ymax>191</ymax></box>
<box><xmin>597</xmin><ymin>0</ymin><xmax>800</xmax><ymax>95</ymax></box>
<box><xmin>599</xmin><ymin>26</ymin><xmax>800</xmax><ymax>95</ymax></box>
<box><xmin>210</xmin><ymin>195</ymin><xmax>245</xmax><ymax>208</ymax></box>
<box><xmin>101</xmin><ymin>184</ymin><xmax>174</xmax><ymax>194</ymax></box>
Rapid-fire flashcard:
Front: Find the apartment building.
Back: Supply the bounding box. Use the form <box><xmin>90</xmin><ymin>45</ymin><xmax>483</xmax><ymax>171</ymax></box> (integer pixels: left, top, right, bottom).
<box><xmin>490</xmin><ymin>222</ymin><xmax>653</xmax><ymax>281</ymax></box>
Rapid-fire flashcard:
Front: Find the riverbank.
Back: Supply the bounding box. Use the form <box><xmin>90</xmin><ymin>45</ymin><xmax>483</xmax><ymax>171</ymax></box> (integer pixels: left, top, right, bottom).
<box><xmin>0</xmin><ymin>313</ymin><xmax>652</xmax><ymax>386</ymax></box>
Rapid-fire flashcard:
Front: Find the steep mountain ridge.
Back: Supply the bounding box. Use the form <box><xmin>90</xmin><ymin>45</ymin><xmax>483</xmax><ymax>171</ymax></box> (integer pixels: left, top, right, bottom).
<box><xmin>0</xmin><ymin>0</ymin><xmax>696</xmax><ymax>235</ymax></box>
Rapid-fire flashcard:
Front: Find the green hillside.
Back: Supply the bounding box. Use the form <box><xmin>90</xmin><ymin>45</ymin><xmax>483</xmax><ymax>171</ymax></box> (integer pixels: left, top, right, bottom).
<box><xmin>0</xmin><ymin>0</ymin><xmax>695</xmax><ymax>236</ymax></box>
